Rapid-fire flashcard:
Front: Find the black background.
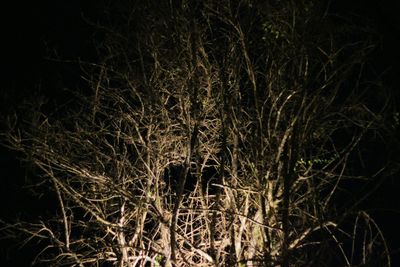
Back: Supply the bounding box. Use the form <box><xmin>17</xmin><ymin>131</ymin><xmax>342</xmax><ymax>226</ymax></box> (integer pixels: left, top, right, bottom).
<box><xmin>1</xmin><ymin>0</ymin><xmax>399</xmax><ymax>265</ymax></box>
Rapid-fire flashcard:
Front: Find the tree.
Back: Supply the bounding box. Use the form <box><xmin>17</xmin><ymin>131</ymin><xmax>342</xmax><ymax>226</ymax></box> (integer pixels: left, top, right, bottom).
<box><xmin>1</xmin><ymin>1</ymin><xmax>394</xmax><ymax>266</ymax></box>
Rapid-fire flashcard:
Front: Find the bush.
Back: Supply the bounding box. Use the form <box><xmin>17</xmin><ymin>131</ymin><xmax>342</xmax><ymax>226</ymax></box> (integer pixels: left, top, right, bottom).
<box><xmin>1</xmin><ymin>1</ymin><xmax>393</xmax><ymax>266</ymax></box>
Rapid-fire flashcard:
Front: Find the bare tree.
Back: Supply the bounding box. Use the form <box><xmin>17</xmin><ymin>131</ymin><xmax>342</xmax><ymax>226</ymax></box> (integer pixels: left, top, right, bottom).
<box><xmin>1</xmin><ymin>1</ymin><xmax>394</xmax><ymax>266</ymax></box>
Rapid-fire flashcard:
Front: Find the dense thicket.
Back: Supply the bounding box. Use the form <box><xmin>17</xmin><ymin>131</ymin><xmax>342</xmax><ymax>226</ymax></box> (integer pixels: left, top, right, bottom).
<box><xmin>1</xmin><ymin>1</ymin><xmax>396</xmax><ymax>266</ymax></box>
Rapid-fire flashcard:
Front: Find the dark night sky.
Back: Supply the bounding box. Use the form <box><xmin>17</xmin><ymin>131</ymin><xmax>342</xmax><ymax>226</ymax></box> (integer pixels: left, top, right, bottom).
<box><xmin>1</xmin><ymin>1</ymin><xmax>97</xmax><ymax>104</ymax></box>
<box><xmin>1</xmin><ymin>0</ymin><xmax>400</xmax><ymax>265</ymax></box>
<box><xmin>1</xmin><ymin>0</ymin><xmax>399</xmax><ymax>102</ymax></box>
